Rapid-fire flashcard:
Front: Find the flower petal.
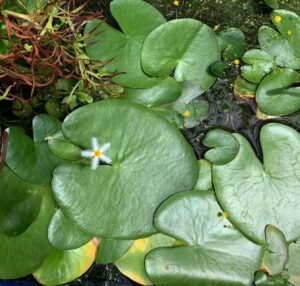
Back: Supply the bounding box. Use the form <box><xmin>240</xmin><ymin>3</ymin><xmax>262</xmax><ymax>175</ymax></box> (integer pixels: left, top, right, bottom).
<box><xmin>100</xmin><ymin>154</ymin><xmax>112</xmax><ymax>164</ymax></box>
<box><xmin>81</xmin><ymin>150</ymin><xmax>94</xmax><ymax>158</ymax></box>
<box><xmin>92</xmin><ymin>137</ymin><xmax>99</xmax><ymax>150</ymax></box>
<box><xmin>91</xmin><ymin>157</ymin><xmax>100</xmax><ymax>170</ymax></box>
<box><xmin>100</xmin><ymin>143</ymin><xmax>111</xmax><ymax>153</ymax></box>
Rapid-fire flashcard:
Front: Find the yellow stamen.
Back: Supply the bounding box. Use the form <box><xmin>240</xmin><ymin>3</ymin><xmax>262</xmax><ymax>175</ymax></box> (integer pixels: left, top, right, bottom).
<box><xmin>183</xmin><ymin>110</ymin><xmax>191</xmax><ymax>117</ymax></box>
<box><xmin>173</xmin><ymin>0</ymin><xmax>179</xmax><ymax>6</ymax></box>
<box><xmin>234</xmin><ymin>59</ymin><xmax>240</xmax><ymax>65</ymax></box>
<box><xmin>222</xmin><ymin>211</ymin><xmax>229</xmax><ymax>218</ymax></box>
<box><xmin>94</xmin><ymin>149</ymin><xmax>102</xmax><ymax>158</ymax></box>
<box><xmin>288</xmin><ymin>30</ymin><xmax>293</xmax><ymax>36</ymax></box>
<box><xmin>274</xmin><ymin>15</ymin><xmax>282</xmax><ymax>24</ymax></box>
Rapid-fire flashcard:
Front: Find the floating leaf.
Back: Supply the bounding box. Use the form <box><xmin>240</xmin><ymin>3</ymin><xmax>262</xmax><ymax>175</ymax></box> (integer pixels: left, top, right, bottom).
<box><xmin>84</xmin><ymin>0</ymin><xmax>166</xmax><ymax>88</ymax></box>
<box><xmin>210</xmin><ymin>61</ymin><xmax>229</xmax><ymax>78</ymax></box>
<box><xmin>241</xmin><ymin>49</ymin><xmax>276</xmax><ymax>83</ymax></box>
<box><xmin>142</xmin><ymin>19</ymin><xmax>220</xmax><ymax>91</ymax></box>
<box><xmin>5</xmin><ymin>114</ymin><xmax>63</xmax><ymax>184</ymax></box>
<box><xmin>259</xmin><ymin>10</ymin><xmax>300</xmax><ymax>70</ymax></box>
<box><xmin>146</xmin><ymin>191</ymin><xmax>263</xmax><ymax>286</ymax></box>
<box><xmin>48</xmin><ymin>210</ymin><xmax>93</xmax><ymax>251</ymax></box>
<box><xmin>203</xmin><ymin>123</ymin><xmax>300</xmax><ymax>244</ymax></box>
<box><xmin>217</xmin><ymin>28</ymin><xmax>246</xmax><ymax>60</ymax></box>
<box><xmin>116</xmin><ymin>234</ymin><xmax>177</xmax><ymax>286</ymax></box>
<box><xmin>261</xmin><ymin>225</ymin><xmax>288</xmax><ymax>276</ymax></box>
<box><xmin>264</xmin><ymin>0</ymin><xmax>279</xmax><ymax>9</ymax></box>
<box><xmin>255</xmin><ymin>271</ymin><xmax>290</xmax><ymax>286</ymax></box>
<box><xmin>52</xmin><ymin>100</ymin><xmax>198</xmax><ymax>239</ymax></box>
<box><xmin>234</xmin><ymin>76</ymin><xmax>257</xmax><ymax>99</ymax></box>
<box><xmin>34</xmin><ymin>240</ymin><xmax>97</xmax><ymax>285</ymax></box>
<box><xmin>256</xmin><ymin>68</ymin><xmax>300</xmax><ymax>116</ymax></box>
<box><xmin>48</xmin><ymin>131</ymin><xmax>82</xmax><ymax>161</ymax></box>
<box><xmin>122</xmin><ymin>78</ymin><xmax>182</xmax><ymax>106</ymax></box>
<box><xmin>0</xmin><ymin>190</ymin><xmax>55</xmax><ymax>279</ymax></box>
<box><xmin>96</xmin><ymin>239</ymin><xmax>133</xmax><ymax>264</ymax></box>
<box><xmin>194</xmin><ymin>160</ymin><xmax>212</xmax><ymax>191</ymax></box>
<box><xmin>0</xmin><ymin>166</ymin><xmax>42</xmax><ymax>236</ymax></box>
<box><xmin>282</xmin><ymin>240</ymin><xmax>300</xmax><ymax>286</ymax></box>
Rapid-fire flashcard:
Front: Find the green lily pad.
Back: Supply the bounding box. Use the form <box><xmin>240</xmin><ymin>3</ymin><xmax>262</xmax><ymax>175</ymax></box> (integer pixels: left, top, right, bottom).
<box><xmin>258</xmin><ymin>10</ymin><xmax>300</xmax><ymax>70</ymax></box>
<box><xmin>241</xmin><ymin>49</ymin><xmax>276</xmax><ymax>83</ymax></box>
<box><xmin>217</xmin><ymin>28</ymin><xmax>246</xmax><ymax>60</ymax></box>
<box><xmin>52</xmin><ymin>100</ymin><xmax>198</xmax><ymax>239</ymax></box>
<box><xmin>48</xmin><ymin>131</ymin><xmax>82</xmax><ymax>161</ymax></box>
<box><xmin>0</xmin><ymin>166</ymin><xmax>42</xmax><ymax>236</ymax></box>
<box><xmin>255</xmin><ymin>271</ymin><xmax>290</xmax><ymax>286</ymax></box>
<box><xmin>33</xmin><ymin>240</ymin><xmax>97</xmax><ymax>286</ymax></box>
<box><xmin>116</xmin><ymin>234</ymin><xmax>178</xmax><ymax>286</ymax></box>
<box><xmin>0</xmin><ymin>189</ymin><xmax>55</xmax><ymax>279</ymax></box>
<box><xmin>194</xmin><ymin>160</ymin><xmax>212</xmax><ymax>191</ymax></box>
<box><xmin>256</xmin><ymin>68</ymin><xmax>300</xmax><ymax>116</ymax></box>
<box><xmin>84</xmin><ymin>0</ymin><xmax>166</xmax><ymax>88</ymax></box>
<box><xmin>5</xmin><ymin>114</ymin><xmax>63</xmax><ymax>184</ymax></box>
<box><xmin>48</xmin><ymin>210</ymin><xmax>93</xmax><ymax>250</ymax></box>
<box><xmin>234</xmin><ymin>76</ymin><xmax>257</xmax><ymax>99</ymax></box>
<box><xmin>146</xmin><ymin>191</ymin><xmax>263</xmax><ymax>286</ymax></box>
<box><xmin>141</xmin><ymin>19</ymin><xmax>220</xmax><ymax>91</ymax></box>
<box><xmin>261</xmin><ymin>225</ymin><xmax>288</xmax><ymax>276</ymax></box>
<box><xmin>264</xmin><ymin>0</ymin><xmax>279</xmax><ymax>9</ymax></box>
<box><xmin>282</xmin><ymin>240</ymin><xmax>300</xmax><ymax>286</ymax></box>
<box><xmin>210</xmin><ymin>61</ymin><xmax>229</xmax><ymax>79</ymax></box>
<box><xmin>122</xmin><ymin>78</ymin><xmax>182</xmax><ymax>106</ymax></box>
<box><xmin>203</xmin><ymin>123</ymin><xmax>300</xmax><ymax>244</ymax></box>
<box><xmin>96</xmin><ymin>239</ymin><xmax>133</xmax><ymax>264</ymax></box>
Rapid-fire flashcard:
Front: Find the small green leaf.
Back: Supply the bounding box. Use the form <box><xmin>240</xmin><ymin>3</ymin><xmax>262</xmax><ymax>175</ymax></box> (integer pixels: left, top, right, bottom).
<box><xmin>282</xmin><ymin>240</ymin><xmax>300</xmax><ymax>286</ymax></box>
<box><xmin>218</xmin><ymin>28</ymin><xmax>246</xmax><ymax>60</ymax></box>
<box><xmin>234</xmin><ymin>76</ymin><xmax>258</xmax><ymax>99</ymax></box>
<box><xmin>210</xmin><ymin>61</ymin><xmax>229</xmax><ymax>78</ymax></box>
<box><xmin>255</xmin><ymin>271</ymin><xmax>290</xmax><ymax>286</ymax></box>
<box><xmin>264</xmin><ymin>0</ymin><xmax>279</xmax><ymax>9</ymax></box>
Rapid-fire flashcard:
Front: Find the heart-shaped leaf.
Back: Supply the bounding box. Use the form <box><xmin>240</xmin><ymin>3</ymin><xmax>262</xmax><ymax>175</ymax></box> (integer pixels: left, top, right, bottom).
<box><xmin>217</xmin><ymin>28</ymin><xmax>246</xmax><ymax>60</ymax></box>
<box><xmin>141</xmin><ymin>19</ymin><xmax>220</xmax><ymax>92</ymax></box>
<box><xmin>258</xmin><ymin>10</ymin><xmax>300</xmax><ymax>70</ymax></box>
<box><xmin>5</xmin><ymin>115</ymin><xmax>63</xmax><ymax>184</ymax></box>
<box><xmin>0</xmin><ymin>189</ymin><xmax>55</xmax><ymax>279</ymax></box>
<box><xmin>48</xmin><ymin>210</ymin><xmax>93</xmax><ymax>250</ymax></box>
<box><xmin>0</xmin><ymin>166</ymin><xmax>42</xmax><ymax>236</ymax></box>
<box><xmin>203</xmin><ymin>123</ymin><xmax>300</xmax><ymax>244</ymax></box>
<box><xmin>116</xmin><ymin>234</ymin><xmax>178</xmax><ymax>286</ymax></box>
<box><xmin>241</xmin><ymin>49</ymin><xmax>276</xmax><ymax>83</ymax></box>
<box><xmin>52</xmin><ymin>100</ymin><xmax>198</xmax><ymax>239</ymax></box>
<box><xmin>33</xmin><ymin>239</ymin><xmax>97</xmax><ymax>285</ymax></box>
<box><xmin>256</xmin><ymin>68</ymin><xmax>300</xmax><ymax>116</ymax></box>
<box><xmin>122</xmin><ymin>78</ymin><xmax>182</xmax><ymax>106</ymax></box>
<box><xmin>146</xmin><ymin>191</ymin><xmax>263</xmax><ymax>286</ymax></box>
<box><xmin>84</xmin><ymin>0</ymin><xmax>166</xmax><ymax>88</ymax></box>
<box><xmin>261</xmin><ymin>225</ymin><xmax>288</xmax><ymax>276</ymax></box>
<box><xmin>96</xmin><ymin>239</ymin><xmax>133</xmax><ymax>264</ymax></box>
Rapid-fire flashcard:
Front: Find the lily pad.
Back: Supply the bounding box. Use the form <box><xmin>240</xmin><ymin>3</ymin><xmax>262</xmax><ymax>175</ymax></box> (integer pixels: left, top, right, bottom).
<box><xmin>264</xmin><ymin>0</ymin><xmax>279</xmax><ymax>9</ymax></box>
<box><xmin>194</xmin><ymin>160</ymin><xmax>212</xmax><ymax>191</ymax></box>
<box><xmin>203</xmin><ymin>123</ymin><xmax>300</xmax><ymax>244</ymax></box>
<box><xmin>241</xmin><ymin>49</ymin><xmax>276</xmax><ymax>83</ymax></box>
<box><xmin>34</xmin><ymin>239</ymin><xmax>97</xmax><ymax>285</ymax></box>
<box><xmin>116</xmin><ymin>234</ymin><xmax>178</xmax><ymax>286</ymax></box>
<box><xmin>261</xmin><ymin>225</ymin><xmax>288</xmax><ymax>276</ymax></box>
<box><xmin>52</xmin><ymin>100</ymin><xmax>198</xmax><ymax>239</ymax></box>
<box><xmin>258</xmin><ymin>10</ymin><xmax>300</xmax><ymax>70</ymax></box>
<box><xmin>234</xmin><ymin>76</ymin><xmax>257</xmax><ymax>99</ymax></box>
<box><xmin>122</xmin><ymin>78</ymin><xmax>182</xmax><ymax>106</ymax></box>
<box><xmin>255</xmin><ymin>271</ymin><xmax>290</xmax><ymax>286</ymax></box>
<box><xmin>0</xmin><ymin>189</ymin><xmax>55</xmax><ymax>279</ymax></box>
<box><xmin>146</xmin><ymin>191</ymin><xmax>263</xmax><ymax>286</ymax></box>
<box><xmin>282</xmin><ymin>240</ymin><xmax>300</xmax><ymax>286</ymax></box>
<box><xmin>96</xmin><ymin>239</ymin><xmax>133</xmax><ymax>264</ymax></box>
<box><xmin>256</xmin><ymin>68</ymin><xmax>300</xmax><ymax>116</ymax></box>
<box><xmin>217</xmin><ymin>28</ymin><xmax>246</xmax><ymax>60</ymax></box>
<box><xmin>5</xmin><ymin>114</ymin><xmax>63</xmax><ymax>184</ymax></box>
<box><xmin>84</xmin><ymin>0</ymin><xmax>166</xmax><ymax>88</ymax></box>
<box><xmin>0</xmin><ymin>166</ymin><xmax>42</xmax><ymax>236</ymax></box>
<box><xmin>48</xmin><ymin>210</ymin><xmax>93</xmax><ymax>250</ymax></box>
<box><xmin>141</xmin><ymin>19</ymin><xmax>220</xmax><ymax>91</ymax></box>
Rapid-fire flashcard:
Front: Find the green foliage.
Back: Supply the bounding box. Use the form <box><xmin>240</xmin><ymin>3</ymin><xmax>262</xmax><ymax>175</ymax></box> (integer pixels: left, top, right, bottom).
<box><xmin>264</xmin><ymin>0</ymin><xmax>279</xmax><ymax>9</ymax></box>
<box><xmin>203</xmin><ymin>123</ymin><xmax>300</xmax><ymax>244</ymax></box>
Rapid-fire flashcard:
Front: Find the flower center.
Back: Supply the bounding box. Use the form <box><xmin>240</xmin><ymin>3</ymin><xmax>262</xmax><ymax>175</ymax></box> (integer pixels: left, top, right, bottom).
<box><xmin>93</xmin><ymin>149</ymin><xmax>102</xmax><ymax>158</ymax></box>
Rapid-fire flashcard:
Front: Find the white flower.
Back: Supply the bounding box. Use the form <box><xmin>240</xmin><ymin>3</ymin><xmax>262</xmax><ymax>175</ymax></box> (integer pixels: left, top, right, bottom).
<box><xmin>81</xmin><ymin>137</ymin><xmax>112</xmax><ymax>170</ymax></box>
